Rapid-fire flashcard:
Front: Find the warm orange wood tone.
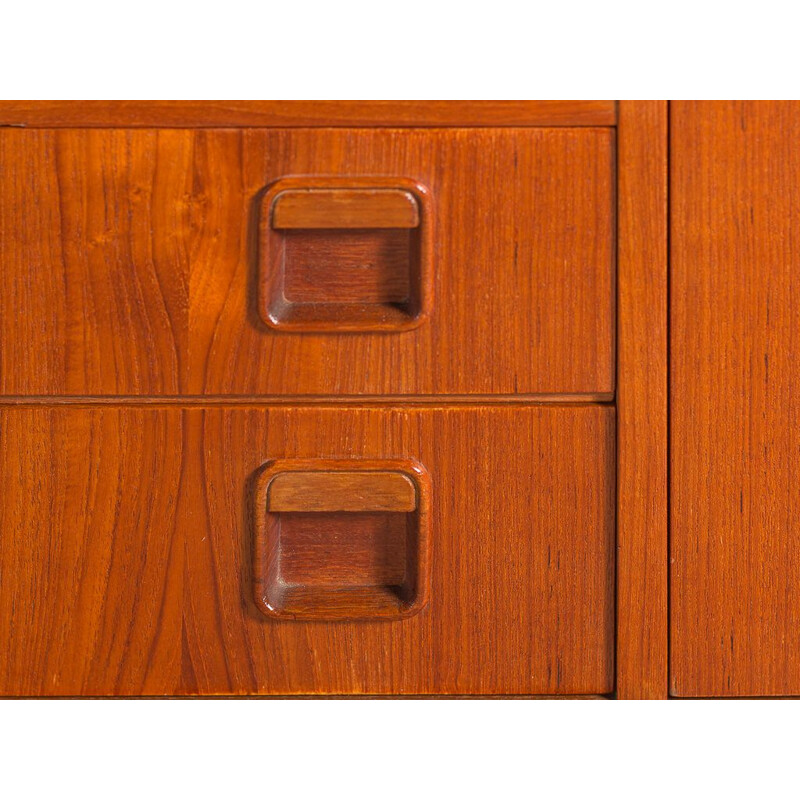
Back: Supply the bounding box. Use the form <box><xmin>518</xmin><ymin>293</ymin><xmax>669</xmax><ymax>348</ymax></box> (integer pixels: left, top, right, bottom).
<box><xmin>264</xmin><ymin>514</ymin><xmax>412</xmax><ymax>612</ymax></box>
<box><xmin>0</xmin><ymin>394</ymin><xmax>615</xmax><ymax>406</ymax></box>
<box><xmin>1</xmin><ymin>127</ymin><xmax>612</xmax><ymax>396</ymax></box>
<box><xmin>615</xmin><ymin>102</ymin><xmax>668</xmax><ymax>698</ymax></box>
<box><xmin>0</xmin><ymin>130</ymin><xmax>187</xmax><ymax>395</ymax></box>
<box><xmin>0</xmin><ymin>408</ymin><xmax>183</xmax><ymax>696</ymax></box>
<box><xmin>271</xmin><ymin>189</ymin><xmax>420</xmax><ymax>229</ymax></box>
<box><xmin>273</xmin><ymin>514</ymin><xmax>408</xmax><ymax>585</ymax></box>
<box><xmin>671</xmin><ymin>101</ymin><xmax>800</xmax><ymax>697</ymax></box>
<box><xmin>196</xmin><ymin>128</ymin><xmax>614</xmax><ymax>394</ymax></box>
<box><xmin>0</xmin><ymin>405</ymin><xmax>616</xmax><ymax>695</ymax></box>
<box><xmin>266</xmin><ymin>471</ymin><xmax>417</xmax><ymax>512</ymax></box>
<box><xmin>0</xmin><ymin>101</ymin><xmax>682</xmax><ymax>697</ymax></box>
<box><xmin>184</xmin><ymin>406</ymin><xmax>615</xmax><ymax>695</ymax></box>
<box><xmin>281</xmin><ymin>230</ymin><xmax>413</xmax><ymax>304</ymax></box>
<box><xmin>254</xmin><ymin>459</ymin><xmax>430</xmax><ymax>621</ymax></box>
<box><xmin>0</xmin><ymin>100</ymin><xmax>617</xmax><ymax>128</ymax></box>
<box><xmin>260</xmin><ymin>177</ymin><xmax>432</xmax><ymax>333</ymax></box>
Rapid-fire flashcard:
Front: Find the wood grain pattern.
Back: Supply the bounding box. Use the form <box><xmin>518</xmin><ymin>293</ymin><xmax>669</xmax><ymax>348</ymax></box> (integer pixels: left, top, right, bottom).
<box><xmin>260</xmin><ymin>176</ymin><xmax>432</xmax><ymax>333</ymax></box>
<box><xmin>0</xmin><ymin>408</ymin><xmax>183</xmax><ymax>696</ymax></box>
<box><xmin>256</xmin><ymin>509</ymin><xmax>423</xmax><ymax>622</ymax></box>
<box><xmin>1</xmin><ymin>127</ymin><xmax>612</xmax><ymax>396</ymax></box>
<box><xmin>271</xmin><ymin>189</ymin><xmax>420</xmax><ymax>229</ymax></box>
<box><xmin>615</xmin><ymin>102</ymin><xmax>668</xmax><ymax>698</ymax></box>
<box><xmin>0</xmin><ymin>100</ymin><xmax>657</xmax><ymax>696</ymax></box>
<box><xmin>0</xmin><ymin>100</ymin><xmax>617</xmax><ymax>128</ymax></box>
<box><xmin>266</xmin><ymin>470</ymin><xmax>417</xmax><ymax>512</ymax></box>
<box><xmin>255</xmin><ymin>459</ymin><xmax>430</xmax><ymax>621</ymax></box>
<box><xmin>183</xmin><ymin>406</ymin><xmax>615</xmax><ymax>695</ymax></box>
<box><xmin>273</xmin><ymin>513</ymin><xmax>408</xmax><ymax>586</ymax></box>
<box><xmin>0</xmin><ymin>405</ymin><xmax>614</xmax><ymax>695</ymax></box>
<box><xmin>194</xmin><ymin>128</ymin><xmax>615</xmax><ymax>394</ymax></box>
<box><xmin>0</xmin><ymin>129</ymin><xmax>188</xmax><ymax>395</ymax></box>
<box><xmin>281</xmin><ymin>229</ymin><xmax>413</xmax><ymax>304</ymax></box>
<box><xmin>671</xmin><ymin>101</ymin><xmax>800</xmax><ymax>697</ymax></box>
<box><xmin>0</xmin><ymin>394</ymin><xmax>614</xmax><ymax>406</ymax></box>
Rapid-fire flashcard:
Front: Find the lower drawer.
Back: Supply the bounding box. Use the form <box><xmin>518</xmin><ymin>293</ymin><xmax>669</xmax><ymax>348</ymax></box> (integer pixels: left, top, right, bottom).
<box><xmin>0</xmin><ymin>405</ymin><xmax>614</xmax><ymax>696</ymax></box>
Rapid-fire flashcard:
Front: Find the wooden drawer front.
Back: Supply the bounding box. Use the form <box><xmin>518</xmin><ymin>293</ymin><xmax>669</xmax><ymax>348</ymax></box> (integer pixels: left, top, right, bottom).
<box><xmin>0</xmin><ymin>405</ymin><xmax>614</xmax><ymax>696</ymax></box>
<box><xmin>0</xmin><ymin>409</ymin><xmax>183</xmax><ymax>695</ymax></box>
<box><xmin>198</xmin><ymin>128</ymin><xmax>614</xmax><ymax>396</ymax></box>
<box><xmin>0</xmin><ymin>130</ymin><xmax>188</xmax><ymax>395</ymax></box>
<box><xmin>0</xmin><ymin>128</ymin><xmax>614</xmax><ymax>397</ymax></box>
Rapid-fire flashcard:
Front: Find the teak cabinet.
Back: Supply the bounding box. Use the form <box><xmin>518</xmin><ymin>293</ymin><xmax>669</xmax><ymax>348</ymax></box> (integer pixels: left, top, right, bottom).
<box><xmin>0</xmin><ymin>101</ymin><xmax>795</xmax><ymax>698</ymax></box>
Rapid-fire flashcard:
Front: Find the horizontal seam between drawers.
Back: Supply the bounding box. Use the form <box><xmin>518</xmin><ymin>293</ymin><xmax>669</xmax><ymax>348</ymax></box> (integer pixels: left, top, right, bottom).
<box><xmin>0</xmin><ymin>393</ymin><xmax>615</xmax><ymax>408</ymax></box>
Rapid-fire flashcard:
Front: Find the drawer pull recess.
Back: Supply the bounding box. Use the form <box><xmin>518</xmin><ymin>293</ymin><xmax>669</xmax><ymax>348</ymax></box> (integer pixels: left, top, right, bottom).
<box><xmin>253</xmin><ymin>459</ymin><xmax>431</xmax><ymax>621</ymax></box>
<box><xmin>259</xmin><ymin>177</ymin><xmax>433</xmax><ymax>332</ymax></box>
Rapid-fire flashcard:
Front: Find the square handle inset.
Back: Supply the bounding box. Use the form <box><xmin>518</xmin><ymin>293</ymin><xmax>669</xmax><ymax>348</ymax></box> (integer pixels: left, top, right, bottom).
<box><xmin>259</xmin><ymin>178</ymin><xmax>433</xmax><ymax>332</ymax></box>
<box><xmin>253</xmin><ymin>459</ymin><xmax>431</xmax><ymax>621</ymax></box>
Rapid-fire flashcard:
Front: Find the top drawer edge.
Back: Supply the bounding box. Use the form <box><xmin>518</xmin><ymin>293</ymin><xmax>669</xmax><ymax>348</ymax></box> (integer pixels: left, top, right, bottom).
<box><xmin>0</xmin><ymin>101</ymin><xmax>617</xmax><ymax>129</ymax></box>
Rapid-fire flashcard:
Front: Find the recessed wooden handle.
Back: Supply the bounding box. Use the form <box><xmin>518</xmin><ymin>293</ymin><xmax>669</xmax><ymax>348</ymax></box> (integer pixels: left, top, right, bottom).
<box><xmin>267</xmin><ymin>471</ymin><xmax>417</xmax><ymax>512</ymax></box>
<box><xmin>271</xmin><ymin>188</ymin><xmax>420</xmax><ymax>230</ymax></box>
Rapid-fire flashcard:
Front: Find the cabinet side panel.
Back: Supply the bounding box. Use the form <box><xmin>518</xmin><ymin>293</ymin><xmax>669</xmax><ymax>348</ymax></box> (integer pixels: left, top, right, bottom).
<box><xmin>671</xmin><ymin>101</ymin><xmax>800</xmax><ymax>696</ymax></box>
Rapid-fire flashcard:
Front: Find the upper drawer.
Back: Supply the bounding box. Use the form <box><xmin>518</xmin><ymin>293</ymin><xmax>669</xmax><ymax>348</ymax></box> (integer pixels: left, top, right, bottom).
<box><xmin>0</xmin><ymin>128</ymin><xmax>614</xmax><ymax>396</ymax></box>
<box><xmin>0</xmin><ymin>129</ymin><xmax>187</xmax><ymax>395</ymax></box>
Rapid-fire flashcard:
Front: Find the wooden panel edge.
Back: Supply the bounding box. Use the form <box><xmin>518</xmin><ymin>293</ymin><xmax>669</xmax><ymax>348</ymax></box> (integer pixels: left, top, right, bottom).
<box><xmin>616</xmin><ymin>100</ymin><xmax>669</xmax><ymax>699</ymax></box>
<box><xmin>0</xmin><ymin>100</ymin><xmax>617</xmax><ymax>128</ymax></box>
<box><xmin>0</xmin><ymin>394</ymin><xmax>616</xmax><ymax>407</ymax></box>
<box><xmin>271</xmin><ymin>189</ymin><xmax>420</xmax><ymax>230</ymax></box>
<box><xmin>267</xmin><ymin>471</ymin><xmax>417</xmax><ymax>512</ymax></box>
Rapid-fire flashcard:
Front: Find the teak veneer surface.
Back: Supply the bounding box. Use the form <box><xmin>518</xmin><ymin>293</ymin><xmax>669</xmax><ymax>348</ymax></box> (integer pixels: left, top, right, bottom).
<box><xmin>671</xmin><ymin>101</ymin><xmax>800</xmax><ymax>697</ymax></box>
<box><xmin>0</xmin><ymin>409</ymin><xmax>183</xmax><ymax>695</ymax></box>
<box><xmin>265</xmin><ymin>470</ymin><xmax>418</xmax><ymax>512</ymax></box>
<box><xmin>0</xmin><ymin>127</ymin><xmax>614</xmax><ymax>396</ymax></box>
<box><xmin>230</xmin><ymin>129</ymin><xmax>613</xmax><ymax>386</ymax></box>
<box><xmin>254</xmin><ymin>459</ymin><xmax>431</xmax><ymax>621</ymax></box>
<box><xmin>0</xmin><ymin>100</ymin><xmax>681</xmax><ymax>699</ymax></box>
<box><xmin>270</xmin><ymin>188</ymin><xmax>420</xmax><ymax>229</ymax></box>
<box><xmin>0</xmin><ymin>100</ymin><xmax>616</xmax><ymax>128</ymax></box>
<box><xmin>0</xmin><ymin>405</ymin><xmax>615</xmax><ymax>696</ymax></box>
<box><xmin>0</xmin><ymin>129</ymin><xmax>188</xmax><ymax>395</ymax></box>
<box><xmin>615</xmin><ymin>101</ymin><xmax>668</xmax><ymax>698</ymax></box>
